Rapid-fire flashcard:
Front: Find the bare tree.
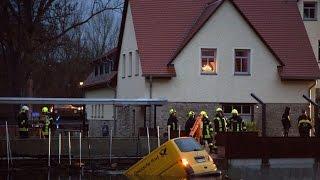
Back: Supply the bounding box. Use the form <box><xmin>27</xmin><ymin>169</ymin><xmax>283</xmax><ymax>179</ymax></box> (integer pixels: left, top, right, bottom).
<box><xmin>0</xmin><ymin>0</ymin><xmax>122</xmax><ymax>97</ymax></box>
<box><xmin>84</xmin><ymin>7</ymin><xmax>120</xmax><ymax>58</ymax></box>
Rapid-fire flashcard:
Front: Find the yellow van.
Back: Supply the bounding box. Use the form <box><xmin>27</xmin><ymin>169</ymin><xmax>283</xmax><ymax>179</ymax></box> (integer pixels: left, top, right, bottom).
<box><xmin>124</xmin><ymin>137</ymin><xmax>221</xmax><ymax>178</ymax></box>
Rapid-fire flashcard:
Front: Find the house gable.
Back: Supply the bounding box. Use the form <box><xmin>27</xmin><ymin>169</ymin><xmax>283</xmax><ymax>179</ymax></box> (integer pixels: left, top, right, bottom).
<box><xmin>152</xmin><ymin>0</ymin><xmax>313</xmax><ymax>103</ymax></box>
<box><xmin>116</xmin><ymin>2</ymin><xmax>148</xmax><ymax>99</ymax></box>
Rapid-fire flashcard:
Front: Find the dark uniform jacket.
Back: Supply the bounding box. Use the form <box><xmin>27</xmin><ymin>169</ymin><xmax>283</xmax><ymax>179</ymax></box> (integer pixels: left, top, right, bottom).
<box><xmin>202</xmin><ymin>117</ymin><xmax>213</xmax><ymax>139</ymax></box>
<box><xmin>214</xmin><ymin>115</ymin><xmax>227</xmax><ymax>133</ymax></box>
<box><xmin>167</xmin><ymin>115</ymin><xmax>178</xmax><ymax>131</ymax></box>
<box><xmin>298</xmin><ymin>114</ymin><xmax>312</xmax><ymax>136</ymax></box>
<box><xmin>185</xmin><ymin>116</ymin><xmax>195</xmax><ymax>135</ymax></box>
<box><xmin>228</xmin><ymin>115</ymin><xmax>245</xmax><ymax>132</ymax></box>
<box><xmin>17</xmin><ymin>112</ymin><xmax>28</xmax><ymax>130</ymax></box>
<box><xmin>281</xmin><ymin>114</ymin><xmax>291</xmax><ymax>130</ymax></box>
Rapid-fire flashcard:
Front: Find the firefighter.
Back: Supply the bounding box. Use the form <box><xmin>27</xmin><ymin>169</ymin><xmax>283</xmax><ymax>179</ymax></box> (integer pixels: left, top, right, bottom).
<box><xmin>17</xmin><ymin>106</ymin><xmax>29</xmax><ymax>138</ymax></box>
<box><xmin>200</xmin><ymin>111</ymin><xmax>214</xmax><ymax>153</ymax></box>
<box><xmin>185</xmin><ymin>111</ymin><xmax>196</xmax><ymax>135</ymax></box>
<box><xmin>41</xmin><ymin>107</ymin><xmax>54</xmax><ymax>138</ymax></box>
<box><xmin>228</xmin><ymin>109</ymin><xmax>246</xmax><ymax>132</ymax></box>
<box><xmin>167</xmin><ymin>108</ymin><xmax>178</xmax><ymax>131</ymax></box>
<box><xmin>213</xmin><ymin>108</ymin><xmax>227</xmax><ymax>153</ymax></box>
<box><xmin>298</xmin><ymin>110</ymin><xmax>312</xmax><ymax>137</ymax></box>
<box><xmin>281</xmin><ymin>107</ymin><xmax>291</xmax><ymax>137</ymax></box>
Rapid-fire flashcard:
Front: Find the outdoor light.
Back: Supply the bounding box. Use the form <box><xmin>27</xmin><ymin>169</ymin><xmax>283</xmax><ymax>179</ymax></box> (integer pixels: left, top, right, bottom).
<box><xmin>182</xmin><ymin>158</ymin><xmax>189</xmax><ymax>167</ymax></box>
<box><xmin>79</xmin><ymin>81</ymin><xmax>84</xmax><ymax>86</ymax></box>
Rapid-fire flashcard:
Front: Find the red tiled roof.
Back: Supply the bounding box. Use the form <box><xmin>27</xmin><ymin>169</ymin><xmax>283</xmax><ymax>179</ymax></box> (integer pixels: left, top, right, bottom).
<box><xmin>126</xmin><ymin>0</ymin><xmax>320</xmax><ymax>80</ymax></box>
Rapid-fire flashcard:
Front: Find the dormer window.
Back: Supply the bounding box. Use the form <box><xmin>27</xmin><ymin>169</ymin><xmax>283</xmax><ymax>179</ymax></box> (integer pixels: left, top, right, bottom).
<box><xmin>104</xmin><ymin>60</ymin><xmax>113</xmax><ymax>74</ymax></box>
<box><xmin>304</xmin><ymin>2</ymin><xmax>317</xmax><ymax>21</ymax></box>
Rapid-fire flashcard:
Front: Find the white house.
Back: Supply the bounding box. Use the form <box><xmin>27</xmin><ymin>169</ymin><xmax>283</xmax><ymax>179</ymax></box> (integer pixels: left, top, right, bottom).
<box><xmin>83</xmin><ymin>48</ymin><xmax>118</xmax><ymax>137</ymax></box>
<box><xmin>85</xmin><ymin>0</ymin><xmax>320</xmax><ymax>137</ymax></box>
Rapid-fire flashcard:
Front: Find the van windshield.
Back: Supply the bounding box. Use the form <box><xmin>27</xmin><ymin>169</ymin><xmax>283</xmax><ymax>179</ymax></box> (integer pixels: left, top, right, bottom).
<box><xmin>174</xmin><ymin>138</ymin><xmax>203</xmax><ymax>152</ymax></box>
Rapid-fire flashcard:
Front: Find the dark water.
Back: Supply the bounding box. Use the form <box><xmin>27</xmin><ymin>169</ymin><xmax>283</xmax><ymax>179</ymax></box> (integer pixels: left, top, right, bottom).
<box><xmin>1</xmin><ymin>160</ymin><xmax>319</xmax><ymax>180</ymax></box>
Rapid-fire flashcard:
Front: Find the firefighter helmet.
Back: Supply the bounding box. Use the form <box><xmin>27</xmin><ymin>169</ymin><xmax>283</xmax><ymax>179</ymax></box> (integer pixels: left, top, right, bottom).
<box><xmin>188</xmin><ymin>111</ymin><xmax>195</xmax><ymax>117</ymax></box>
<box><xmin>169</xmin><ymin>108</ymin><xmax>176</xmax><ymax>115</ymax></box>
<box><xmin>216</xmin><ymin>108</ymin><xmax>223</xmax><ymax>112</ymax></box>
<box><xmin>231</xmin><ymin>109</ymin><xmax>238</xmax><ymax>115</ymax></box>
<box><xmin>21</xmin><ymin>106</ymin><xmax>29</xmax><ymax>112</ymax></box>
<box><xmin>42</xmin><ymin>107</ymin><xmax>49</xmax><ymax>113</ymax></box>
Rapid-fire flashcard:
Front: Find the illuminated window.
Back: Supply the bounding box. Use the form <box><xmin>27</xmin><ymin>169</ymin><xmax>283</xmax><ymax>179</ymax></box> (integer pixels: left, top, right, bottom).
<box><xmin>201</xmin><ymin>48</ymin><xmax>216</xmax><ymax>74</ymax></box>
<box><xmin>304</xmin><ymin>2</ymin><xmax>317</xmax><ymax>20</ymax></box>
<box><xmin>234</xmin><ymin>49</ymin><xmax>250</xmax><ymax>75</ymax></box>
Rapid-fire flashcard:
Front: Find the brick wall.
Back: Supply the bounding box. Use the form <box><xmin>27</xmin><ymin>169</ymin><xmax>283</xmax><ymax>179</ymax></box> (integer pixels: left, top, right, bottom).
<box><xmin>111</xmin><ymin>102</ymin><xmax>310</xmax><ymax>137</ymax></box>
<box><xmin>266</xmin><ymin>103</ymin><xmax>309</xmax><ymax>136</ymax></box>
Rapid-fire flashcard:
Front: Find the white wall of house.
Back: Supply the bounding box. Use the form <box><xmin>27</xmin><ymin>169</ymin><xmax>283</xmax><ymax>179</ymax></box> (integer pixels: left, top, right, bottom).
<box><xmin>152</xmin><ymin>1</ymin><xmax>313</xmax><ymax>103</ymax></box>
<box><xmin>85</xmin><ymin>88</ymin><xmax>115</xmax><ymax>120</ymax></box>
<box><xmin>117</xmin><ymin>3</ymin><xmax>149</xmax><ymax>99</ymax></box>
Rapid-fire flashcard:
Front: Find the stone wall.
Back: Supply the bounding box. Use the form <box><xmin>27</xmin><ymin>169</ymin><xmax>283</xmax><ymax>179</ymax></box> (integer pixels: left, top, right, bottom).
<box><xmin>112</xmin><ymin>102</ymin><xmax>310</xmax><ymax>137</ymax></box>
<box><xmin>88</xmin><ymin>119</ymin><xmax>114</xmax><ymax>137</ymax></box>
<box><xmin>266</xmin><ymin>103</ymin><xmax>309</xmax><ymax>136</ymax></box>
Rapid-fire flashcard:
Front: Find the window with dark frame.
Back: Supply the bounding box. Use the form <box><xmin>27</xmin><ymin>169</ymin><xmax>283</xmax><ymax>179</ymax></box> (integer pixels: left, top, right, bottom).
<box><xmin>201</xmin><ymin>48</ymin><xmax>217</xmax><ymax>74</ymax></box>
<box><xmin>135</xmin><ymin>50</ymin><xmax>140</xmax><ymax>76</ymax></box>
<box><xmin>128</xmin><ymin>52</ymin><xmax>133</xmax><ymax>77</ymax></box>
<box><xmin>318</xmin><ymin>40</ymin><xmax>320</xmax><ymax>61</ymax></box>
<box><xmin>99</xmin><ymin>64</ymin><xmax>104</xmax><ymax>75</ymax></box>
<box><xmin>222</xmin><ymin>104</ymin><xmax>254</xmax><ymax>121</ymax></box>
<box><xmin>304</xmin><ymin>2</ymin><xmax>317</xmax><ymax>20</ymax></box>
<box><xmin>122</xmin><ymin>54</ymin><xmax>126</xmax><ymax>78</ymax></box>
<box><xmin>94</xmin><ymin>65</ymin><xmax>98</xmax><ymax>76</ymax></box>
<box><xmin>234</xmin><ymin>49</ymin><xmax>250</xmax><ymax>74</ymax></box>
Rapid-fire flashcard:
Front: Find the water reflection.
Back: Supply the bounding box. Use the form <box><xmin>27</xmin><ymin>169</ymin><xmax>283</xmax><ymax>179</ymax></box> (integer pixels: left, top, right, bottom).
<box><xmin>2</xmin><ymin>165</ymin><xmax>319</xmax><ymax>180</ymax></box>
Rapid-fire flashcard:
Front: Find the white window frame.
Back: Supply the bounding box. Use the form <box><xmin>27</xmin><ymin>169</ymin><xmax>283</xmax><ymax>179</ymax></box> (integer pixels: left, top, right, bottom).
<box><xmin>222</xmin><ymin>104</ymin><xmax>254</xmax><ymax>122</ymax></box>
<box><xmin>200</xmin><ymin>47</ymin><xmax>218</xmax><ymax>75</ymax></box>
<box><xmin>128</xmin><ymin>51</ymin><xmax>133</xmax><ymax>77</ymax></box>
<box><xmin>135</xmin><ymin>50</ymin><xmax>140</xmax><ymax>76</ymax></box>
<box><xmin>303</xmin><ymin>2</ymin><xmax>317</xmax><ymax>21</ymax></box>
<box><xmin>234</xmin><ymin>49</ymin><xmax>251</xmax><ymax>75</ymax></box>
<box><xmin>122</xmin><ymin>54</ymin><xmax>126</xmax><ymax>78</ymax></box>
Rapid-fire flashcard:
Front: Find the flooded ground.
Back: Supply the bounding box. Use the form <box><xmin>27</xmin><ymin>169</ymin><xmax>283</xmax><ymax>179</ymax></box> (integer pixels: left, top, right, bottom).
<box><xmin>1</xmin><ymin>159</ymin><xmax>319</xmax><ymax>180</ymax></box>
<box><xmin>1</xmin><ymin>167</ymin><xmax>318</xmax><ymax>180</ymax></box>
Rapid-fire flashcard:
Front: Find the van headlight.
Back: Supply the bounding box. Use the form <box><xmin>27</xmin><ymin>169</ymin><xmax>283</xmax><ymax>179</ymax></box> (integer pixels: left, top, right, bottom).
<box><xmin>182</xmin><ymin>158</ymin><xmax>189</xmax><ymax>167</ymax></box>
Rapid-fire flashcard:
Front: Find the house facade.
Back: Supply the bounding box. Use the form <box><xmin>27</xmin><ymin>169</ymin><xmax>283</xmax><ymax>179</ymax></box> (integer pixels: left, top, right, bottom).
<box><xmin>114</xmin><ymin>0</ymin><xmax>320</xmax><ymax>137</ymax></box>
<box><xmin>83</xmin><ymin>48</ymin><xmax>118</xmax><ymax>137</ymax></box>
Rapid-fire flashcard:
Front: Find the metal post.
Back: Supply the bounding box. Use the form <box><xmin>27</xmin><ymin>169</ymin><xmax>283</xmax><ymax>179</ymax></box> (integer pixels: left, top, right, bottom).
<box><xmin>48</xmin><ymin>128</ymin><xmax>51</xmax><ymax>167</ymax></box>
<box><xmin>109</xmin><ymin>129</ymin><xmax>113</xmax><ymax>165</ymax></box>
<box><xmin>5</xmin><ymin>121</ymin><xmax>10</xmax><ymax>170</ymax></box>
<box><xmin>58</xmin><ymin>133</ymin><xmax>61</xmax><ymax>165</ymax></box>
<box><xmin>157</xmin><ymin>126</ymin><xmax>160</xmax><ymax>147</ymax></box>
<box><xmin>167</xmin><ymin>125</ymin><xmax>171</xmax><ymax>141</ymax></box>
<box><xmin>79</xmin><ymin>132</ymin><xmax>82</xmax><ymax>167</ymax></box>
<box><xmin>68</xmin><ymin>131</ymin><xmax>71</xmax><ymax>166</ymax></box>
<box><xmin>178</xmin><ymin>125</ymin><xmax>181</xmax><ymax>138</ymax></box>
<box><xmin>146</xmin><ymin>127</ymin><xmax>150</xmax><ymax>154</ymax></box>
<box><xmin>250</xmin><ymin>93</ymin><xmax>266</xmax><ymax>137</ymax></box>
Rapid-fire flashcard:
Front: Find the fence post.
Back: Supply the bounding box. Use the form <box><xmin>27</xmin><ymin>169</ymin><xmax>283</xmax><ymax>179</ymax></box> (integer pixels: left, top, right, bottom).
<box><xmin>157</xmin><ymin>126</ymin><xmax>160</xmax><ymax>147</ymax></box>
<box><xmin>58</xmin><ymin>133</ymin><xmax>61</xmax><ymax>165</ymax></box>
<box><xmin>5</xmin><ymin>121</ymin><xmax>10</xmax><ymax>170</ymax></box>
<box><xmin>79</xmin><ymin>131</ymin><xmax>82</xmax><ymax>167</ymax></box>
<box><xmin>178</xmin><ymin>125</ymin><xmax>181</xmax><ymax>138</ymax></box>
<box><xmin>109</xmin><ymin>129</ymin><xmax>113</xmax><ymax>165</ymax></box>
<box><xmin>48</xmin><ymin>128</ymin><xmax>51</xmax><ymax>167</ymax></box>
<box><xmin>167</xmin><ymin>125</ymin><xmax>171</xmax><ymax>141</ymax></box>
<box><xmin>68</xmin><ymin>131</ymin><xmax>71</xmax><ymax>166</ymax></box>
<box><xmin>146</xmin><ymin>127</ymin><xmax>150</xmax><ymax>154</ymax></box>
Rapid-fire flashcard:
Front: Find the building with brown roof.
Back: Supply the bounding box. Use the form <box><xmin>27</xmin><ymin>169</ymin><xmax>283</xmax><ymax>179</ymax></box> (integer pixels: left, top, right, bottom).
<box><xmin>83</xmin><ymin>48</ymin><xmax>118</xmax><ymax>136</ymax></box>
<box><xmin>87</xmin><ymin>0</ymin><xmax>320</xmax><ymax>137</ymax></box>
